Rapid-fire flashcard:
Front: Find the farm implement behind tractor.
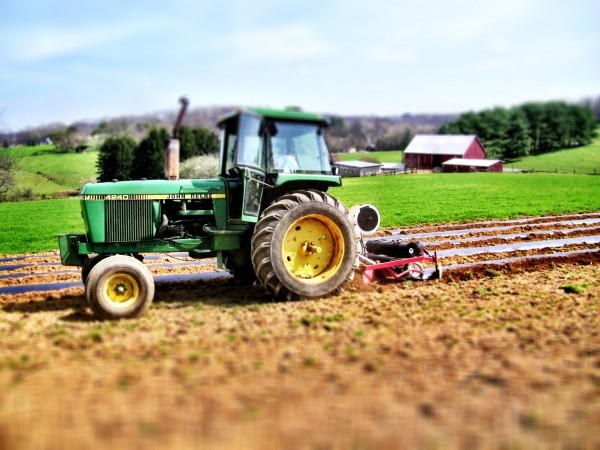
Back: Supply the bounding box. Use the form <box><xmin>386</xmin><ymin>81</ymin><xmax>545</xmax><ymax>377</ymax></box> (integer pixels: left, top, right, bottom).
<box><xmin>361</xmin><ymin>238</ymin><xmax>442</xmax><ymax>284</ymax></box>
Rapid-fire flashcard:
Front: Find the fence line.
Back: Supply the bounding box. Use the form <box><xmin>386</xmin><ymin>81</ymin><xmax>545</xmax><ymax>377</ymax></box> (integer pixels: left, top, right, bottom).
<box><xmin>505</xmin><ymin>167</ymin><xmax>599</xmax><ymax>175</ymax></box>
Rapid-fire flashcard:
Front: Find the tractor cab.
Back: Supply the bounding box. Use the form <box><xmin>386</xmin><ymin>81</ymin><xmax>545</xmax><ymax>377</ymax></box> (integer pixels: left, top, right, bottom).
<box><xmin>217</xmin><ymin>108</ymin><xmax>341</xmax><ymax>222</ymax></box>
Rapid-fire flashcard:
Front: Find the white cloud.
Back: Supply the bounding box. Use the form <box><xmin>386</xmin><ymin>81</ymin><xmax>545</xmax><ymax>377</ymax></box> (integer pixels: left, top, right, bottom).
<box><xmin>486</xmin><ymin>37</ymin><xmax>511</xmax><ymax>54</ymax></box>
<box><xmin>1</xmin><ymin>0</ymin><xmax>598</xmax><ymax>130</ymax></box>
<box><xmin>475</xmin><ymin>33</ymin><xmax>587</xmax><ymax>73</ymax></box>
<box><xmin>367</xmin><ymin>47</ymin><xmax>417</xmax><ymax>63</ymax></box>
<box><xmin>227</xmin><ymin>25</ymin><xmax>332</xmax><ymax>61</ymax></box>
<box><xmin>9</xmin><ymin>24</ymin><xmax>151</xmax><ymax>62</ymax></box>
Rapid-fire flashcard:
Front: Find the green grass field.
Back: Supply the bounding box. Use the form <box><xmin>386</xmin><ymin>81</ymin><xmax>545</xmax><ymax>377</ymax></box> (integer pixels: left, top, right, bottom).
<box><xmin>0</xmin><ymin>198</ymin><xmax>83</xmax><ymax>255</ymax></box>
<box><xmin>2</xmin><ymin>144</ymin><xmax>56</xmax><ymax>157</ymax></box>
<box><xmin>330</xmin><ymin>172</ymin><xmax>600</xmax><ymax>227</ymax></box>
<box><xmin>1</xmin><ymin>172</ymin><xmax>598</xmax><ymax>255</ymax></box>
<box><xmin>510</xmin><ymin>136</ymin><xmax>600</xmax><ymax>174</ymax></box>
<box><xmin>2</xmin><ymin>145</ymin><xmax>98</xmax><ymax>194</ymax></box>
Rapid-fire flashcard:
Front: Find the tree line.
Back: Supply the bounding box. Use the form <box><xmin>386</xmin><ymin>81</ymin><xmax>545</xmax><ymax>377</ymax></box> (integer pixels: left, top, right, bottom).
<box><xmin>97</xmin><ymin>125</ymin><xmax>219</xmax><ymax>182</ymax></box>
<box><xmin>325</xmin><ymin>114</ymin><xmax>443</xmax><ymax>153</ymax></box>
<box><xmin>439</xmin><ymin>101</ymin><xmax>598</xmax><ymax>160</ymax></box>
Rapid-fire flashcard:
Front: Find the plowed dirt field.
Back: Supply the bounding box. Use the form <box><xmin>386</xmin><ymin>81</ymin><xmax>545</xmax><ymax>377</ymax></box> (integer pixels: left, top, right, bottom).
<box><xmin>0</xmin><ymin>213</ymin><xmax>599</xmax><ymax>449</ymax></box>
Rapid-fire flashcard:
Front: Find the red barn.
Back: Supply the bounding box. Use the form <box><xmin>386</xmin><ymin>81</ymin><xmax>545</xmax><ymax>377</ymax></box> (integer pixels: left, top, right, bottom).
<box><xmin>404</xmin><ymin>135</ymin><xmax>487</xmax><ymax>170</ymax></box>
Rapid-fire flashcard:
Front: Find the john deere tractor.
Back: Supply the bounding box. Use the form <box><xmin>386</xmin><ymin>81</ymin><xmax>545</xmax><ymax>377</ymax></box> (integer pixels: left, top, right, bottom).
<box><xmin>59</xmin><ymin>99</ymin><xmax>377</xmax><ymax>319</ymax></box>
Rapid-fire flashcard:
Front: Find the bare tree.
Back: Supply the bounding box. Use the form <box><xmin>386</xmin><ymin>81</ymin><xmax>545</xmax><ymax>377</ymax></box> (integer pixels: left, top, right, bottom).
<box><xmin>0</xmin><ymin>109</ymin><xmax>16</xmax><ymax>199</ymax></box>
<box><xmin>0</xmin><ymin>155</ymin><xmax>16</xmax><ymax>200</ymax></box>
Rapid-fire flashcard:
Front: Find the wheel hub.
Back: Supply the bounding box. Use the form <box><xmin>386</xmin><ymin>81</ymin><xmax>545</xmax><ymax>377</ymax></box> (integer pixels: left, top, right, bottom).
<box><xmin>302</xmin><ymin>241</ymin><xmax>322</xmax><ymax>256</ymax></box>
<box><xmin>282</xmin><ymin>215</ymin><xmax>344</xmax><ymax>280</ymax></box>
<box><xmin>105</xmin><ymin>274</ymin><xmax>139</xmax><ymax>304</ymax></box>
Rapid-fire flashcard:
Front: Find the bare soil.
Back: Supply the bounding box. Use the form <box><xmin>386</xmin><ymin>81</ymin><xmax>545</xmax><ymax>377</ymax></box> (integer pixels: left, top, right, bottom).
<box><xmin>0</xmin><ymin>214</ymin><xmax>599</xmax><ymax>450</ymax></box>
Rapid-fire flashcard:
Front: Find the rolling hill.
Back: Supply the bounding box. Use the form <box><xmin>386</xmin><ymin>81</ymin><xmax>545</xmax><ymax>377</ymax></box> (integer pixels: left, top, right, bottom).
<box><xmin>1</xmin><ymin>133</ymin><xmax>598</xmax><ymax>200</ymax></box>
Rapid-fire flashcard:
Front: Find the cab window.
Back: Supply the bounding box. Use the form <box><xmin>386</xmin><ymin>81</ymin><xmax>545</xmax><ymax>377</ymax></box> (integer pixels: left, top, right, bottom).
<box><xmin>269</xmin><ymin>121</ymin><xmax>332</xmax><ymax>174</ymax></box>
<box><xmin>236</xmin><ymin>115</ymin><xmax>264</xmax><ymax>168</ymax></box>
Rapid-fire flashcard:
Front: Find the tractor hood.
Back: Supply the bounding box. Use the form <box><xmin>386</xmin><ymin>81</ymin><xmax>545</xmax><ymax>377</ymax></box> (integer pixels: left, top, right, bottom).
<box><xmin>81</xmin><ymin>178</ymin><xmax>226</xmax><ymax>199</ymax></box>
<box><xmin>78</xmin><ymin>178</ymin><xmax>228</xmax><ymax>246</ymax></box>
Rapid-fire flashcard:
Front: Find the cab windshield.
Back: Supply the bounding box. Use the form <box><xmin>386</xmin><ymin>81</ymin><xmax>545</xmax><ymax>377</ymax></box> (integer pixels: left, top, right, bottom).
<box><xmin>267</xmin><ymin>121</ymin><xmax>333</xmax><ymax>174</ymax></box>
<box><xmin>220</xmin><ymin>114</ymin><xmax>334</xmax><ymax>175</ymax></box>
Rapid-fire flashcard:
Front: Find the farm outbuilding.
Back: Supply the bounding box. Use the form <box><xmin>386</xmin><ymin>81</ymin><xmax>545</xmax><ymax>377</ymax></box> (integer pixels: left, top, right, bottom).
<box><xmin>404</xmin><ymin>135</ymin><xmax>487</xmax><ymax>170</ymax></box>
<box><xmin>334</xmin><ymin>160</ymin><xmax>382</xmax><ymax>177</ymax></box>
<box><xmin>442</xmin><ymin>158</ymin><xmax>504</xmax><ymax>173</ymax></box>
<box><xmin>381</xmin><ymin>163</ymin><xmax>405</xmax><ymax>174</ymax></box>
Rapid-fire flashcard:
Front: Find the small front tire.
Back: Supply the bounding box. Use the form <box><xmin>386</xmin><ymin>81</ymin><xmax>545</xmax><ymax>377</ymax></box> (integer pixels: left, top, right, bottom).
<box><xmin>81</xmin><ymin>255</ymin><xmax>104</xmax><ymax>283</ymax></box>
<box><xmin>85</xmin><ymin>255</ymin><xmax>155</xmax><ymax>320</ymax></box>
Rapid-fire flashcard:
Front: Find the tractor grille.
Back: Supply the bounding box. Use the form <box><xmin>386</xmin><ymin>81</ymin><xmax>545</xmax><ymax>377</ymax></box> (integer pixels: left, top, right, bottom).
<box><xmin>105</xmin><ymin>201</ymin><xmax>155</xmax><ymax>242</ymax></box>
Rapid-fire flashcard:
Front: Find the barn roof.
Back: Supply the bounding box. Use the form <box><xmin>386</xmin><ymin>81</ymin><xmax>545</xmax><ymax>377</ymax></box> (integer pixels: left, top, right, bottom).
<box><xmin>442</xmin><ymin>158</ymin><xmax>502</xmax><ymax>167</ymax></box>
<box><xmin>404</xmin><ymin>135</ymin><xmax>481</xmax><ymax>156</ymax></box>
<box><xmin>381</xmin><ymin>163</ymin><xmax>405</xmax><ymax>170</ymax></box>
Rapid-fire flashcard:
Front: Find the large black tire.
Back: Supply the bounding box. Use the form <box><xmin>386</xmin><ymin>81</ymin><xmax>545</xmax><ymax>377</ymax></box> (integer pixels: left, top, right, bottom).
<box><xmin>251</xmin><ymin>190</ymin><xmax>361</xmax><ymax>301</ymax></box>
<box><xmin>85</xmin><ymin>255</ymin><xmax>155</xmax><ymax>320</ymax></box>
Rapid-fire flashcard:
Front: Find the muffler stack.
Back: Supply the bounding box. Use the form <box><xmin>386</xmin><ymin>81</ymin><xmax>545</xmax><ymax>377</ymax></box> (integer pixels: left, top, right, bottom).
<box><xmin>164</xmin><ymin>96</ymin><xmax>189</xmax><ymax>180</ymax></box>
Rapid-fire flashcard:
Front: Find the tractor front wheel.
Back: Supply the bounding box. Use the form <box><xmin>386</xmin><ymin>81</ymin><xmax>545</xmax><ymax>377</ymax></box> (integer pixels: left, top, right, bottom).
<box><xmin>251</xmin><ymin>190</ymin><xmax>361</xmax><ymax>301</ymax></box>
<box><xmin>85</xmin><ymin>255</ymin><xmax>155</xmax><ymax>320</ymax></box>
<box><xmin>223</xmin><ymin>247</ymin><xmax>257</xmax><ymax>285</ymax></box>
<box><xmin>81</xmin><ymin>254</ymin><xmax>104</xmax><ymax>283</ymax></box>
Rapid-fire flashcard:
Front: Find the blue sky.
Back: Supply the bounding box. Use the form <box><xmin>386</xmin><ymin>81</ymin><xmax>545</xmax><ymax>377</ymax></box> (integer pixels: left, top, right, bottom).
<box><xmin>1</xmin><ymin>0</ymin><xmax>598</xmax><ymax>131</ymax></box>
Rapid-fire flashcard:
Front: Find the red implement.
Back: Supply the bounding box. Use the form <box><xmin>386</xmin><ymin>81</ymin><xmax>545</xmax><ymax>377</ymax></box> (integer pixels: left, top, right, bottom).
<box><xmin>361</xmin><ymin>240</ymin><xmax>442</xmax><ymax>284</ymax></box>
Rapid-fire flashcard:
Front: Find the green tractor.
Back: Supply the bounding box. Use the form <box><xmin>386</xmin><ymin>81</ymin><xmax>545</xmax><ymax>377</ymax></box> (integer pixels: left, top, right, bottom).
<box><xmin>59</xmin><ymin>99</ymin><xmax>378</xmax><ymax>319</ymax></box>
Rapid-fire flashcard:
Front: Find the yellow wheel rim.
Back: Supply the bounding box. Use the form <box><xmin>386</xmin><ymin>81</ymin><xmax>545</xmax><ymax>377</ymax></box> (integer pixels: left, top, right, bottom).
<box><xmin>103</xmin><ymin>273</ymin><xmax>140</xmax><ymax>305</ymax></box>
<box><xmin>282</xmin><ymin>214</ymin><xmax>345</xmax><ymax>283</ymax></box>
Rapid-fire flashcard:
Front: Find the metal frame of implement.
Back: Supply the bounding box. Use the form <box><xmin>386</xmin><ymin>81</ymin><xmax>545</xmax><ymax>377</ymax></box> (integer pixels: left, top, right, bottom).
<box><xmin>361</xmin><ymin>244</ymin><xmax>442</xmax><ymax>284</ymax></box>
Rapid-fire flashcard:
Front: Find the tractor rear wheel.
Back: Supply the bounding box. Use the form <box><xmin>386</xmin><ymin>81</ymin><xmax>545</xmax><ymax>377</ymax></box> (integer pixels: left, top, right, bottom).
<box><xmin>251</xmin><ymin>190</ymin><xmax>361</xmax><ymax>301</ymax></box>
<box><xmin>85</xmin><ymin>255</ymin><xmax>154</xmax><ymax>320</ymax></box>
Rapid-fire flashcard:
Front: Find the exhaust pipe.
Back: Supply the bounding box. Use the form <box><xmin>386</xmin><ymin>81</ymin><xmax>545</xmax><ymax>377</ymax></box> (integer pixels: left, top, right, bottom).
<box><xmin>165</xmin><ymin>96</ymin><xmax>189</xmax><ymax>180</ymax></box>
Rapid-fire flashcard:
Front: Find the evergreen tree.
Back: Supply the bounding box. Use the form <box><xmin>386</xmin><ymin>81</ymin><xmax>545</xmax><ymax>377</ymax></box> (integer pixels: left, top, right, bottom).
<box><xmin>96</xmin><ymin>136</ymin><xmax>136</xmax><ymax>182</ymax></box>
<box><xmin>192</xmin><ymin>127</ymin><xmax>220</xmax><ymax>155</ymax></box>
<box><xmin>440</xmin><ymin>101</ymin><xmax>597</xmax><ymax>160</ymax></box>
<box><xmin>131</xmin><ymin>128</ymin><xmax>170</xmax><ymax>179</ymax></box>
<box><xmin>179</xmin><ymin>125</ymin><xmax>197</xmax><ymax>160</ymax></box>
<box><xmin>504</xmin><ymin>109</ymin><xmax>530</xmax><ymax>159</ymax></box>
<box><xmin>570</xmin><ymin>103</ymin><xmax>597</xmax><ymax>146</ymax></box>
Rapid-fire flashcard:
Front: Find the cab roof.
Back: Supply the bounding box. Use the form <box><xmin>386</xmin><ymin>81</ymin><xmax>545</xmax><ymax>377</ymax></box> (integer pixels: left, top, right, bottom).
<box><xmin>217</xmin><ymin>107</ymin><xmax>328</xmax><ymax>128</ymax></box>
